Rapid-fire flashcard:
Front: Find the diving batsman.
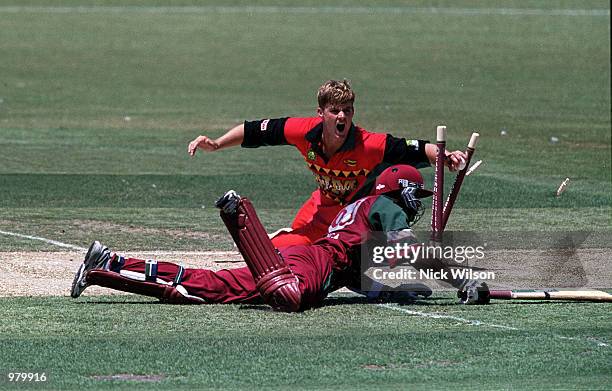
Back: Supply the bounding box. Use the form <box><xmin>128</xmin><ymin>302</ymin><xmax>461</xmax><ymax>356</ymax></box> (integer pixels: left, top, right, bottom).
<box><xmin>71</xmin><ymin>165</ymin><xmax>488</xmax><ymax>310</ymax></box>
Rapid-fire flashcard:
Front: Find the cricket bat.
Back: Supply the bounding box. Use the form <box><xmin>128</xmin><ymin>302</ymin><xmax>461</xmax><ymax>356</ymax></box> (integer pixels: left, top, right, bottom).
<box><xmin>489</xmin><ymin>289</ymin><xmax>612</xmax><ymax>302</ymax></box>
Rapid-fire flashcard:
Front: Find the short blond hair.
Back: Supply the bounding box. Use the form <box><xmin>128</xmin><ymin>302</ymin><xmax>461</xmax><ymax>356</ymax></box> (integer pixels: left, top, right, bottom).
<box><xmin>317</xmin><ymin>79</ymin><xmax>355</xmax><ymax>108</ymax></box>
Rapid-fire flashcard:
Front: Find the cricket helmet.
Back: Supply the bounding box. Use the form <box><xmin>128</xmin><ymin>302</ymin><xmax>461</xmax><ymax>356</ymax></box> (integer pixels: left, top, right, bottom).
<box><xmin>374</xmin><ymin>165</ymin><xmax>433</xmax><ymax>198</ymax></box>
<box><xmin>374</xmin><ymin>164</ymin><xmax>432</xmax><ymax>226</ymax></box>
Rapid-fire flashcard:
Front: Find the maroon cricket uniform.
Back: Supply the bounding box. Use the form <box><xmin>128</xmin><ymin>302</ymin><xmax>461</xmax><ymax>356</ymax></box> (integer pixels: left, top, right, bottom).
<box><xmin>113</xmin><ymin>195</ymin><xmax>413</xmax><ymax>310</ymax></box>
<box><xmin>242</xmin><ymin>117</ymin><xmax>430</xmax><ymax>246</ymax></box>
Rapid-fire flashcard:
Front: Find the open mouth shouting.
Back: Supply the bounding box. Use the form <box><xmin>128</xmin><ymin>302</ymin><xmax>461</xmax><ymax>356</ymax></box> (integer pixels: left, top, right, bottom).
<box><xmin>319</xmin><ymin>103</ymin><xmax>354</xmax><ymax>145</ymax></box>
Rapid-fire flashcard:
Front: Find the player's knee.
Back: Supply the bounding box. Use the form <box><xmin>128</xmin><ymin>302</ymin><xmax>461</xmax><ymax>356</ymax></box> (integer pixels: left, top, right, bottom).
<box><xmin>160</xmin><ymin>284</ymin><xmax>205</xmax><ymax>304</ymax></box>
<box><xmin>256</xmin><ymin>267</ymin><xmax>302</xmax><ymax>312</ymax></box>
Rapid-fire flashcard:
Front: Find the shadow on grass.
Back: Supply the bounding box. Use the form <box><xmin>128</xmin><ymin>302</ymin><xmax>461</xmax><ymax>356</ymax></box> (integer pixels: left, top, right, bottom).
<box><xmin>323</xmin><ymin>296</ymin><xmax>450</xmax><ymax>306</ymax></box>
<box><xmin>75</xmin><ymin>294</ymin><xmax>572</xmax><ymax>309</ymax></box>
<box><xmin>75</xmin><ymin>298</ymin><xmax>579</xmax><ymax>310</ymax></box>
<box><xmin>236</xmin><ymin>297</ymin><xmax>444</xmax><ymax>312</ymax></box>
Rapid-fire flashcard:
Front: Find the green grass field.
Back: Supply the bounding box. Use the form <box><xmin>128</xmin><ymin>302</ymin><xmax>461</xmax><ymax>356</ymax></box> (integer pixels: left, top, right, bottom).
<box><xmin>0</xmin><ymin>1</ymin><xmax>610</xmax><ymax>389</ymax></box>
<box><xmin>1</xmin><ymin>295</ymin><xmax>611</xmax><ymax>390</ymax></box>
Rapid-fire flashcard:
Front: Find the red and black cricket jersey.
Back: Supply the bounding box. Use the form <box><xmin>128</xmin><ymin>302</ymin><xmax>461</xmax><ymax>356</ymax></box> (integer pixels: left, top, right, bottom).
<box><xmin>243</xmin><ymin>117</ymin><xmax>430</xmax><ymax>205</ymax></box>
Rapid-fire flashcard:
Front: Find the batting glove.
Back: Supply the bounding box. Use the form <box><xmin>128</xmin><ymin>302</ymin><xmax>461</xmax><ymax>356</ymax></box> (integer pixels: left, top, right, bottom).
<box><xmin>457</xmin><ymin>280</ymin><xmax>491</xmax><ymax>305</ymax></box>
<box><xmin>215</xmin><ymin>190</ymin><xmax>241</xmax><ymax>214</ymax></box>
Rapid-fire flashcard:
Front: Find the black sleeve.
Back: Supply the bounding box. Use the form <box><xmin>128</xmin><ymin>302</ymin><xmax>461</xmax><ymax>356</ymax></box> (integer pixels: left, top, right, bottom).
<box><xmin>383</xmin><ymin>135</ymin><xmax>431</xmax><ymax>168</ymax></box>
<box><xmin>242</xmin><ymin>117</ymin><xmax>289</xmax><ymax>148</ymax></box>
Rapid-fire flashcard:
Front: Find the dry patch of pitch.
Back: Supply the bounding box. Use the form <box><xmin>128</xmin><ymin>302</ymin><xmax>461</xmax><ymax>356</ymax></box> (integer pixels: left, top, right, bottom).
<box><xmin>1</xmin><ymin>248</ymin><xmax>609</xmax><ymax>297</ymax></box>
<box><xmin>0</xmin><ymin>251</ymin><xmax>243</xmax><ymax>297</ymax></box>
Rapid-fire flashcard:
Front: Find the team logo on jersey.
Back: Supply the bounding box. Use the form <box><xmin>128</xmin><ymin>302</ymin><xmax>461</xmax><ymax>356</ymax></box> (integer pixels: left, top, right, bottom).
<box><xmin>313</xmin><ymin>174</ymin><xmax>358</xmax><ymax>202</ymax></box>
<box><xmin>307</xmin><ymin>150</ymin><xmax>316</xmax><ymax>160</ymax></box>
<box><xmin>343</xmin><ymin>159</ymin><xmax>357</xmax><ymax>166</ymax></box>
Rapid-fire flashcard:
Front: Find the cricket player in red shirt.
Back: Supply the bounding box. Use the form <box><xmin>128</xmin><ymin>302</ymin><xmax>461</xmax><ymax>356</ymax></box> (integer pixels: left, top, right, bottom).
<box><xmin>71</xmin><ymin>165</ymin><xmax>489</xmax><ymax>310</ymax></box>
<box><xmin>187</xmin><ymin>80</ymin><xmax>467</xmax><ymax>247</ymax></box>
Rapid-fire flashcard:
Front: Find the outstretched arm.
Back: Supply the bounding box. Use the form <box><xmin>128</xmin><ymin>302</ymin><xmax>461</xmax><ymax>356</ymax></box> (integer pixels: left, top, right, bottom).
<box><xmin>187</xmin><ymin>123</ymin><xmax>245</xmax><ymax>156</ymax></box>
<box><xmin>382</xmin><ymin>135</ymin><xmax>466</xmax><ymax>172</ymax></box>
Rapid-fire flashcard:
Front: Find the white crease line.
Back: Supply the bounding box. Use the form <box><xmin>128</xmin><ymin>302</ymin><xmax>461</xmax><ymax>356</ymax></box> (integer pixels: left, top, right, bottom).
<box><xmin>555</xmin><ymin>335</ymin><xmax>609</xmax><ymax>347</ymax></box>
<box><xmin>0</xmin><ymin>6</ymin><xmax>608</xmax><ymax>17</ymax></box>
<box><xmin>378</xmin><ymin>303</ymin><xmax>518</xmax><ymax>330</ymax></box>
<box><xmin>378</xmin><ymin>303</ymin><xmax>609</xmax><ymax>348</ymax></box>
<box><xmin>0</xmin><ymin>230</ymin><xmax>240</xmax><ymax>257</ymax></box>
<box><xmin>0</xmin><ymin>230</ymin><xmax>87</xmax><ymax>251</ymax></box>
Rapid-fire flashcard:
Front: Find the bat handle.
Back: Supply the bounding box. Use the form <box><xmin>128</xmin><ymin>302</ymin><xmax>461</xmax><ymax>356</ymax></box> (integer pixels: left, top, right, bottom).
<box><xmin>489</xmin><ymin>290</ymin><xmax>513</xmax><ymax>300</ymax></box>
